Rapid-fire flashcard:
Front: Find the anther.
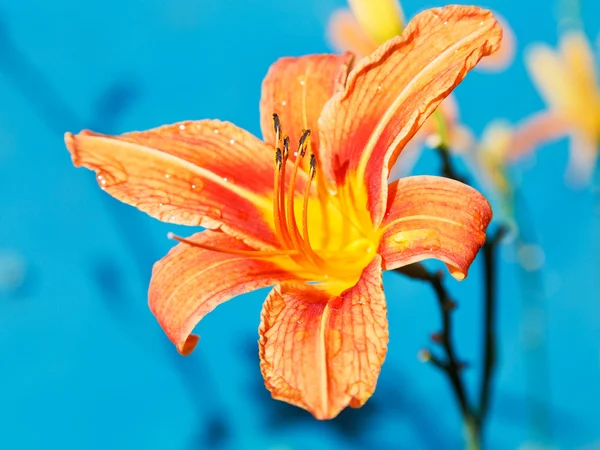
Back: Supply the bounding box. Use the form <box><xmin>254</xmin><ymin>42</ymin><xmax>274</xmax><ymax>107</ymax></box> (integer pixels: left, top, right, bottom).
<box><xmin>283</xmin><ymin>135</ymin><xmax>290</xmax><ymax>159</ymax></box>
<box><xmin>309</xmin><ymin>154</ymin><xmax>316</xmax><ymax>178</ymax></box>
<box><xmin>298</xmin><ymin>130</ymin><xmax>311</xmax><ymax>157</ymax></box>
<box><xmin>275</xmin><ymin>148</ymin><xmax>282</xmax><ymax>169</ymax></box>
<box><xmin>273</xmin><ymin>113</ymin><xmax>281</xmax><ymax>143</ymax></box>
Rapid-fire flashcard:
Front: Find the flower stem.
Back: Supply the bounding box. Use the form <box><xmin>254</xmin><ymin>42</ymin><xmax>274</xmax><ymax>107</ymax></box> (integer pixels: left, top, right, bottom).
<box><xmin>435</xmin><ymin>143</ymin><xmax>467</xmax><ymax>184</ymax></box>
<box><xmin>465</xmin><ymin>416</ymin><xmax>481</xmax><ymax>450</ymax></box>
<box><xmin>396</xmin><ymin>144</ymin><xmax>506</xmax><ymax>448</ymax></box>
<box><xmin>477</xmin><ymin>227</ymin><xmax>505</xmax><ymax>443</ymax></box>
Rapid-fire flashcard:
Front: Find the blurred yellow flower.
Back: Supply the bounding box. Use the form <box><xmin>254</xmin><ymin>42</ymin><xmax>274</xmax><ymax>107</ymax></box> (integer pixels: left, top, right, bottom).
<box><xmin>518</xmin><ymin>30</ymin><xmax>600</xmax><ymax>184</ymax></box>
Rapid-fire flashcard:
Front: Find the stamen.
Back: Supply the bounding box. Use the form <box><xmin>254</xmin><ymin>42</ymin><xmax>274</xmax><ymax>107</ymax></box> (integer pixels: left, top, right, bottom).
<box><xmin>302</xmin><ymin>154</ymin><xmax>317</xmax><ymax>253</ymax></box>
<box><xmin>285</xmin><ymin>130</ymin><xmax>311</xmax><ymax>254</ymax></box>
<box><xmin>279</xmin><ymin>136</ymin><xmax>293</xmax><ymax>244</ymax></box>
<box><xmin>273</xmin><ymin>147</ymin><xmax>292</xmax><ymax>249</ymax></box>
<box><xmin>285</xmin><ymin>132</ymin><xmax>324</xmax><ymax>267</ymax></box>
<box><xmin>168</xmin><ymin>233</ymin><xmax>298</xmax><ymax>257</ymax></box>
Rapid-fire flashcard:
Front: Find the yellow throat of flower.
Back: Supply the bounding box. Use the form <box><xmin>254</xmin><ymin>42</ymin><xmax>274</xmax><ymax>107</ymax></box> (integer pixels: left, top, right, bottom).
<box><xmin>171</xmin><ymin>115</ymin><xmax>381</xmax><ymax>296</ymax></box>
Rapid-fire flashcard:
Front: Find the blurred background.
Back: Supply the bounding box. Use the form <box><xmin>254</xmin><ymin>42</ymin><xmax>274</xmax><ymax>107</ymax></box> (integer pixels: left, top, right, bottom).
<box><xmin>0</xmin><ymin>0</ymin><xmax>598</xmax><ymax>449</ymax></box>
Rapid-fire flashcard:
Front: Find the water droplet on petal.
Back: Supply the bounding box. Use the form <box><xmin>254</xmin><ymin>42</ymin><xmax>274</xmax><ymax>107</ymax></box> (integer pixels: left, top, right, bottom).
<box><xmin>214</xmin><ymin>129</ymin><xmax>219</xmax><ymax>134</ymax></box>
<box><xmin>299</xmin><ymin>80</ymin><xmax>305</xmax><ymax>86</ymax></box>
<box><xmin>229</xmin><ymin>139</ymin><xmax>235</xmax><ymax>145</ymax></box>
<box><xmin>206</xmin><ymin>207</ymin><xmax>222</xmax><ymax>220</ymax></box>
<box><xmin>165</xmin><ymin>173</ymin><xmax>170</xmax><ymax>179</ymax></box>
<box><xmin>179</xmin><ymin>124</ymin><xmax>186</xmax><ymax>130</ymax></box>
<box><xmin>281</xmin><ymin>100</ymin><xmax>287</xmax><ymax>106</ymax></box>
<box><xmin>190</xmin><ymin>179</ymin><xmax>205</xmax><ymax>191</ymax></box>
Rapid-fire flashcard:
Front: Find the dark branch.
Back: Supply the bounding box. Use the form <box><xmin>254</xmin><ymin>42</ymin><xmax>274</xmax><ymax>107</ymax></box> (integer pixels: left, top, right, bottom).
<box><xmin>478</xmin><ymin>227</ymin><xmax>507</xmax><ymax>423</ymax></box>
<box><xmin>395</xmin><ymin>264</ymin><xmax>471</xmax><ymax>419</ymax></box>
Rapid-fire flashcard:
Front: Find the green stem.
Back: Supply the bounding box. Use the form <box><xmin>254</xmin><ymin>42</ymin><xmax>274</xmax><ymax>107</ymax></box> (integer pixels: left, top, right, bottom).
<box><xmin>465</xmin><ymin>416</ymin><xmax>481</xmax><ymax>450</ymax></box>
<box><xmin>477</xmin><ymin>228</ymin><xmax>505</xmax><ymax>442</ymax></box>
<box><xmin>434</xmin><ymin>109</ymin><xmax>451</xmax><ymax>148</ymax></box>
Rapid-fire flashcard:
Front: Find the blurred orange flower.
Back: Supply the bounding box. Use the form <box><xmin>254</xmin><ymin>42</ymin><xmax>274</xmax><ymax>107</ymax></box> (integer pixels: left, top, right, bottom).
<box><xmin>65</xmin><ymin>6</ymin><xmax>499</xmax><ymax>419</ymax></box>
<box><xmin>516</xmin><ymin>30</ymin><xmax>599</xmax><ymax>184</ymax></box>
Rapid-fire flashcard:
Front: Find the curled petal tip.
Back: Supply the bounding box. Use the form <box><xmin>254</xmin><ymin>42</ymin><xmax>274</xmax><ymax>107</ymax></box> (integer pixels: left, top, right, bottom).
<box><xmin>448</xmin><ymin>266</ymin><xmax>466</xmax><ymax>281</ymax></box>
<box><xmin>178</xmin><ymin>334</ymin><xmax>200</xmax><ymax>356</ymax></box>
<box><xmin>477</xmin><ymin>12</ymin><xmax>516</xmax><ymax>71</ymax></box>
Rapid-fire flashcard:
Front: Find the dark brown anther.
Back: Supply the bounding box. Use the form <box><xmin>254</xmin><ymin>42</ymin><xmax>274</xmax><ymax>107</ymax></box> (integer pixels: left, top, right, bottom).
<box><xmin>275</xmin><ymin>148</ymin><xmax>282</xmax><ymax>168</ymax></box>
<box><xmin>309</xmin><ymin>154</ymin><xmax>316</xmax><ymax>178</ymax></box>
<box><xmin>283</xmin><ymin>136</ymin><xmax>290</xmax><ymax>159</ymax></box>
<box><xmin>273</xmin><ymin>113</ymin><xmax>281</xmax><ymax>142</ymax></box>
<box><xmin>298</xmin><ymin>129</ymin><xmax>311</xmax><ymax>157</ymax></box>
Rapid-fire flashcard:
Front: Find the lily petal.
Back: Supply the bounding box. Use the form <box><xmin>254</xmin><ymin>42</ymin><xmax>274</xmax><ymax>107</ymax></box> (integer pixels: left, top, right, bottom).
<box><xmin>510</xmin><ymin>111</ymin><xmax>570</xmax><ymax>161</ymax></box>
<box><xmin>379</xmin><ymin>176</ymin><xmax>492</xmax><ymax>280</ymax></box>
<box><xmin>259</xmin><ymin>255</ymin><xmax>388</xmax><ymax>419</ymax></box>
<box><xmin>327</xmin><ymin>9</ymin><xmax>379</xmax><ymax>58</ymax></box>
<box><xmin>524</xmin><ymin>34</ymin><xmax>599</xmax><ymax>139</ymax></box>
<box><xmin>66</xmin><ymin>120</ymin><xmax>293</xmax><ymax>248</ymax></box>
<box><xmin>318</xmin><ymin>6</ymin><xmax>502</xmax><ymax>225</ymax></box>
<box><xmin>565</xmin><ymin>131</ymin><xmax>598</xmax><ymax>187</ymax></box>
<box><xmin>476</xmin><ymin>13</ymin><xmax>515</xmax><ymax>71</ymax></box>
<box><xmin>561</xmin><ymin>31</ymin><xmax>598</xmax><ymax>102</ymax></box>
<box><xmin>149</xmin><ymin>230</ymin><xmax>300</xmax><ymax>355</ymax></box>
<box><xmin>259</xmin><ymin>53</ymin><xmax>354</xmax><ymax>164</ymax></box>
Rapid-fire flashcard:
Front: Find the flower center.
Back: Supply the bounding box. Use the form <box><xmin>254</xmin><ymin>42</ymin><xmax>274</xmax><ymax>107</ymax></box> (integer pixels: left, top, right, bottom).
<box><xmin>170</xmin><ymin>114</ymin><xmax>380</xmax><ymax>294</ymax></box>
<box><xmin>270</xmin><ymin>114</ymin><xmax>379</xmax><ymax>289</ymax></box>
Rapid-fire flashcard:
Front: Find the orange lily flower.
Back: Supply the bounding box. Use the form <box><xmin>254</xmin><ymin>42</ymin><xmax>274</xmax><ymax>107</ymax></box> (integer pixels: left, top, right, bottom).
<box><xmin>515</xmin><ymin>30</ymin><xmax>599</xmax><ymax>184</ymax></box>
<box><xmin>65</xmin><ymin>6</ymin><xmax>500</xmax><ymax>419</ymax></box>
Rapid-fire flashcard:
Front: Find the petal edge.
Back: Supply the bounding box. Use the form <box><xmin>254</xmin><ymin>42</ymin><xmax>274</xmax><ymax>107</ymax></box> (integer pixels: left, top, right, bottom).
<box><xmin>379</xmin><ymin>176</ymin><xmax>492</xmax><ymax>279</ymax></box>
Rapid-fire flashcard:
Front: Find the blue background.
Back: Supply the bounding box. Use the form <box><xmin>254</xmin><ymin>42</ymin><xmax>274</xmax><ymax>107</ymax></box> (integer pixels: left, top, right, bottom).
<box><xmin>0</xmin><ymin>0</ymin><xmax>598</xmax><ymax>449</ymax></box>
